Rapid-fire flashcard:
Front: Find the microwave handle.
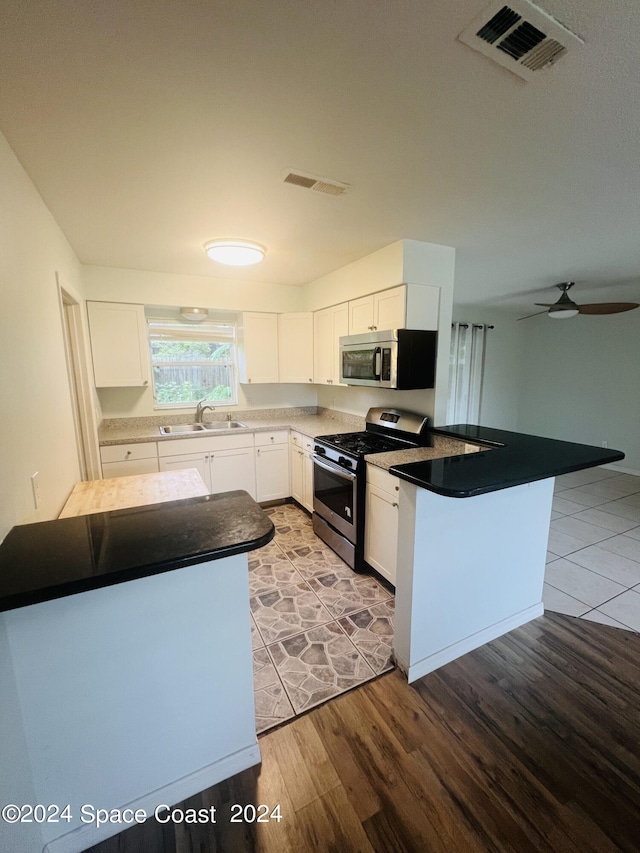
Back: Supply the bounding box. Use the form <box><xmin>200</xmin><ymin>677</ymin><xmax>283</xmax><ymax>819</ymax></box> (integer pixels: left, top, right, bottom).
<box><xmin>373</xmin><ymin>347</ymin><xmax>381</xmax><ymax>379</ymax></box>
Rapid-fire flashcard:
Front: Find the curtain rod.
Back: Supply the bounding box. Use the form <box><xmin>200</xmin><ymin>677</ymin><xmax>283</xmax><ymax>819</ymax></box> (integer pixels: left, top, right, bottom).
<box><xmin>452</xmin><ymin>323</ymin><xmax>495</xmax><ymax>329</ymax></box>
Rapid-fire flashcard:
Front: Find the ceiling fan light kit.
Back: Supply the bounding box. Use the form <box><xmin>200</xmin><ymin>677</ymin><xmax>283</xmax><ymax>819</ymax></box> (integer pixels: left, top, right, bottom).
<box><xmin>519</xmin><ymin>282</ymin><xmax>640</xmax><ymax>320</ymax></box>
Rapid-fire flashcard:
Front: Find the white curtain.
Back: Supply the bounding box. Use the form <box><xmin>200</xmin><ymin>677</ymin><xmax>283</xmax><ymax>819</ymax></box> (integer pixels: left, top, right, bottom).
<box><xmin>446</xmin><ymin>323</ymin><xmax>491</xmax><ymax>424</ymax></box>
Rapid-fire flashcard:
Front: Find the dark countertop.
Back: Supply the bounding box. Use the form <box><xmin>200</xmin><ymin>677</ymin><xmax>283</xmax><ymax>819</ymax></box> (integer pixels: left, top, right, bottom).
<box><xmin>0</xmin><ymin>490</ymin><xmax>274</xmax><ymax>613</ymax></box>
<box><xmin>390</xmin><ymin>425</ymin><xmax>625</xmax><ymax>498</ymax></box>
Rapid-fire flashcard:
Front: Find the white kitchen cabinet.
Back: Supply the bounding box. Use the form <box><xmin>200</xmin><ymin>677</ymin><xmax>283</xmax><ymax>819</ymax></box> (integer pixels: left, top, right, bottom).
<box><xmin>348</xmin><ymin>285</ymin><xmax>439</xmax><ymax>334</ymax></box>
<box><xmin>278</xmin><ymin>313</ymin><xmax>314</xmax><ymax>384</ymax></box>
<box><xmin>158</xmin><ymin>433</ymin><xmax>256</xmax><ymax>498</ymax></box>
<box><xmin>289</xmin><ymin>431</ymin><xmax>314</xmax><ymax>512</ymax></box>
<box><xmin>159</xmin><ymin>452</ymin><xmax>212</xmax><ymax>489</ymax></box>
<box><xmin>313</xmin><ymin>302</ymin><xmax>348</xmax><ymax>385</ymax></box>
<box><xmin>365</xmin><ymin>464</ymin><xmax>400</xmax><ymax>585</ymax></box>
<box><xmin>209</xmin><ymin>446</ymin><xmax>256</xmax><ymax>497</ymax></box>
<box><xmin>255</xmin><ymin>431</ymin><xmax>289</xmax><ymax>502</ymax></box>
<box><xmin>238</xmin><ymin>312</ymin><xmax>279</xmax><ymax>384</ymax></box>
<box><xmin>87</xmin><ymin>301</ymin><xmax>151</xmax><ymax>387</ymax></box>
<box><xmin>100</xmin><ymin>442</ymin><xmax>159</xmax><ymax>478</ymax></box>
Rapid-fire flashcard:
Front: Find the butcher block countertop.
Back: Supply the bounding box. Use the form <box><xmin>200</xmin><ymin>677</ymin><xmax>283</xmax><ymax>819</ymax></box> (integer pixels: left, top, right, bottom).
<box><xmin>59</xmin><ymin>469</ymin><xmax>208</xmax><ymax>517</ymax></box>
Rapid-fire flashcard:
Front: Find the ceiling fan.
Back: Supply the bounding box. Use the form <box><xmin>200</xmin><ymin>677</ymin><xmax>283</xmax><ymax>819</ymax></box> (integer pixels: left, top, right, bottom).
<box><xmin>518</xmin><ymin>282</ymin><xmax>640</xmax><ymax>320</ymax></box>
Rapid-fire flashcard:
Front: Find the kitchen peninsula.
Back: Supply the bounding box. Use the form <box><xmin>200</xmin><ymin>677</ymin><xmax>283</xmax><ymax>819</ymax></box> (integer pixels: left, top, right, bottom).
<box><xmin>0</xmin><ymin>475</ymin><xmax>273</xmax><ymax>853</ymax></box>
<box><xmin>384</xmin><ymin>425</ymin><xmax>624</xmax><ymax>683</ymax></box>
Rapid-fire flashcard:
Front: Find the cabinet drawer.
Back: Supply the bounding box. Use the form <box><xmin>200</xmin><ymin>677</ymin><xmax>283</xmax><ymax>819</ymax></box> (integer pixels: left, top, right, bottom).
<box><xmin>290</xmin><ymin>431</ymin><xmax>302</xmax><ymax>447</ymax></box>
<box><xmin>302</xmin><ymin>436</ymin><xmax>314</xmax><ymax>453</ymax></box>
<box><xmin>101</xmin><ymin>458</ymin><xmax>160</xmax><ymax>479</ymax></box>
<box><xmin>158</xmin><ymin>433</ymin><xmax>254</xmax><ymax>457</ymax></box>
<box><xmin>255</xmin><ymin>430</ymin><xmax>289</xmax><ymax>447</ymax></box>
<box><xmin>366</xmin><ymin>463</ymin><xmax>400</xmax><ymax>495</ymax></box>
<box><xmin>100</xmin><ymin>442</ymin><xmax>158</xmax><ymax>463</ymax></box>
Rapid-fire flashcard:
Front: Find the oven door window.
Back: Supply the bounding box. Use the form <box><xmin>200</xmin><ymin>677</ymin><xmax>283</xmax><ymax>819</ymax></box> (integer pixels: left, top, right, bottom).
<box><xmin>313</xmin><ymin>459</ymin><xmax>355</xmax><ymax>528</ymax></box>
<box><xmin>341</xmin><ymin>348</ymin><xmax>378</xmax><ymax>381</ymax></box>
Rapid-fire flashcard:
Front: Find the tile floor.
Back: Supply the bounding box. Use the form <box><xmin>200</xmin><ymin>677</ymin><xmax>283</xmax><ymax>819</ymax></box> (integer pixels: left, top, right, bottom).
<box><xmin>250</xmin><ymin>502</ymin><xmax>394</xmax><ymax>734</ymax></box>
<box><xmin>545</xmin><ymin>467</ymin><xmax>640</xmax><ymax>632</ymax></box>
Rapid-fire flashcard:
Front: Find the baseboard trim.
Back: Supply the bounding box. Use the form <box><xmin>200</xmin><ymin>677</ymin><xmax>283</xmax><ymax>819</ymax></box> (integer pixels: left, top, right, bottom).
<box><xmin>406</xmin><ymin>603</ymin><xmax>543</xmax><ymax>683</ymax></box>
<box><xmin>44</xmin><ymin>743</ymin><xmax>261</xmax><ymax>853</ymax></box>
<box><xmin>602</xmin><ymin>463</ymin><xmax>640</xmax><ymax>476</ymax></box>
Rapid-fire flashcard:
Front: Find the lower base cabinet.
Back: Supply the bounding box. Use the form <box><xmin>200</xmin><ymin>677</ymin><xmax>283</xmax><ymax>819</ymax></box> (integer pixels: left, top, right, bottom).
<box><xmin>158</xmin><ymin>434</ymin><xmax>257</xmax><ymax>499</ymax></box>
<box><xmin>365</xmin><ymin>464</ymin><xmax>400</xmax><ymax>586</ymax></box>
<box><xmin>255</xmin><ymin>431</ymin><xmax>289</xmax><ymax>502</ymax></box>
<box><xmin>290</xmin><ymin>431</ymin><xmax>314</xmax><ymax>512</ymax></box>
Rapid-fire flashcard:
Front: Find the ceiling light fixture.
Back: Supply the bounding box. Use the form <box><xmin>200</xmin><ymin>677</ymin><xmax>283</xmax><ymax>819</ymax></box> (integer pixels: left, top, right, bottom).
<box><xmin>547</xmin><ymin>307</ymin><xmax>579</xmax><ymax>319</ymax></box>
<box><xmin>204</xmin><ymin>239</ymin><xmax>266</xmax><ymax>266</ymax></box>
<box><xmin>180</xmin><ymin>307</ymin><xmax>209</xmax><ymax>322</ymax></box>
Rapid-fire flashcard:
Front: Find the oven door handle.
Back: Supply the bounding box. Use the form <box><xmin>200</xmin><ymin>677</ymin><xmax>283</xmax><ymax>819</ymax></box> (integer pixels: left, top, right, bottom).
<box><xmin>373</xmin><ymin>346</ymin><xmax>382</xmax><ymax>380</ymax></box>
<box><xmin>312</xmin><ymin>454</ymin><xmax>357</xmax><ymax>482</ymax></box>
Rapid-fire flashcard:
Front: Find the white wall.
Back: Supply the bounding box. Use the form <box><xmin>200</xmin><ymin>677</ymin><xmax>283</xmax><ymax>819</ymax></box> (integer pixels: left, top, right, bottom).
<box><xmin>0</xmin><ymin>132</ymin><xmax>85</xmax><ymax>538</ymax></box>
<box><xmin>517</xmin><ymin>310</ymin><xmax>640</xmax><ymax>471</ymax></box>
<box><xmin>451</xmin><ymin>306</ymin><xmax>524</xmax><ymax>430</ymax></box>
<box><xmin>83</xmin><ymin>265</ymin><xmax>304</xmax><ymax>313</ymax></box>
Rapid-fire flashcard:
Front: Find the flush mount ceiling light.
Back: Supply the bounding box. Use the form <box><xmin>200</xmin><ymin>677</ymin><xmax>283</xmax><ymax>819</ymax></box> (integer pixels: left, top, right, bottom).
<box><xmin>204</xmin><ymin>239</ymin><xmax>266</xmax><ymax>266</ymax></box>
<box><xmin>180</xmin><ymin>307</ymin><xmax>209</xmax><ymax>322</ymax></box>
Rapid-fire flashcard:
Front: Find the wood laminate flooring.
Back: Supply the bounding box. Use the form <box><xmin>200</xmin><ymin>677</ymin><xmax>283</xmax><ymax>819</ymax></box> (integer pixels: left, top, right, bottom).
<box><xmin>87</xmin><ymin>612</ymin><xmax>640</xmax><ymax>852</ymax></box>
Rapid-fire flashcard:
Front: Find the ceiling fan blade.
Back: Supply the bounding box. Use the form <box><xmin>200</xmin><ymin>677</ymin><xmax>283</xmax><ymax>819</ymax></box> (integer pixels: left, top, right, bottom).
<box><xmin>517</xmin><ymin>310</ymin><xmax>549</xmax><ymax>320</ymax></box>
<box><xmin>577</xmin><ymin>302</ymin><xmax>640</xmax><ymax>315</ymax></box>
<box><xmin>534</xmin><ymin>303</ymin><xmax>556</xmax><ymax>307</ymax></box>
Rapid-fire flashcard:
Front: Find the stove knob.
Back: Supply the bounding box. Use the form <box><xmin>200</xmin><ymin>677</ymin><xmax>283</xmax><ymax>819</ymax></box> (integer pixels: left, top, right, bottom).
<box><xmin>314</xmin><ymin>445</ymin><xmax>326</xmax><ymax>455</ymax></box>
<box><xmin>338</xmin><ymin>456</ymin><xmax>353</xmax><ymax>468</ymax></box>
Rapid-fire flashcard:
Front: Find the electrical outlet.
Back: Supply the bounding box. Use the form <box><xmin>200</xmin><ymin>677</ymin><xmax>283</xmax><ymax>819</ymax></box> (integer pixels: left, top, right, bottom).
<box><xmin>30</xmin><ymin>472</ymin><xmax>42</xmax><ymax>509</ymax></box>
<box><xmin>601</xmin><ymin>440</ymin><xmax>608</xmax><ymax>448</ymax></box>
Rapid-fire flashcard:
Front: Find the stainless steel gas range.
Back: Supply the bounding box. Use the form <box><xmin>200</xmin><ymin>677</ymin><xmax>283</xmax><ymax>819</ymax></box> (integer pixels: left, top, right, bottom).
<box><xmin>312</xmin><ymin>407</ymin><xmax>430</xmax><ymax>573</ymax></box>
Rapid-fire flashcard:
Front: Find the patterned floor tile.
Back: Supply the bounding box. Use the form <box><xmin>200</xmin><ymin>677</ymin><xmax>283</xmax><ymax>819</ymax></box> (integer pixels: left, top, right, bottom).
<box><xmin>253</xmin><ymin>648</ymin><xmax>295</xmax><ymax>734</ymax></box>
<box><xmin>248</xmin><ymin>550</ymin><xmax>303</xmax><ymax>597</ymax></box>
<box><xmin>307</xmin><ymin>571</ymin><xmax>393</xmax><ymax>618</ymax></box>
<box><xmin>281</xmin><ymin>543</ymin><xmax>353</xmax><ymax>578</ymax></box>
<box><xmin>251</xmin><ymin>615</ymin><xmax>264</xmax><ymax>650</ymax></box>
<box><xmin>250</xmin><ymin>582</ymin><xmax>333</xmax><ymax>645</ymax></box>
<box><xmin>267</xmin><ymin>622</ymin><xmax>375</xmax><ymax>714</ymax></box>
<box><xmin>338</xmin><ymin>599</ymin><xmax>395</xmax><ymax>675</ymax></box>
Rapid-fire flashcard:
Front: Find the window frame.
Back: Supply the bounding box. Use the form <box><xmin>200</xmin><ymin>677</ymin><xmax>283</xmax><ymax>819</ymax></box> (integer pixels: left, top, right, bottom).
<box><xmin>146</xmin><ymin>319</ymin><xmax>239</xmax><ymax>410</ymax></box>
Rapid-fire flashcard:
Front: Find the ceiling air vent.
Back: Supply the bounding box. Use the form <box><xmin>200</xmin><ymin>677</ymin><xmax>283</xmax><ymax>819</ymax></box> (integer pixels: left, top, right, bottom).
<box><xmin>283</xmin><ymin>171</ymin><xmax>349</xmax><ymax>196</ymax></box>
<box><xmin>458</xmin><ymin>0</ymin><xmax>583</xmax><ymax>81</ymax></box>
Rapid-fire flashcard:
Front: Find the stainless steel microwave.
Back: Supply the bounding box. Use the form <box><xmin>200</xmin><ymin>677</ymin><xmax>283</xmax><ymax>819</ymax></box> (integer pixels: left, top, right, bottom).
<box><xmin>339</xmin><ymin>329</ymin><xmax>437</xmax><ymax>389</ymax></box>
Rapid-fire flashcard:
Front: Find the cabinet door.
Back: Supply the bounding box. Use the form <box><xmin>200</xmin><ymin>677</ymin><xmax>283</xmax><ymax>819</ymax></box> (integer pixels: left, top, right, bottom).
<box><xmin>210</xmin><ymin>447</ymin><xmax>256</xmax><ymax>500</ymax></box>
<box><xmin>364</xmin><ymin>483</ymin><xmax>399</xmax><ymax>585</ymax></box>
<box><xmin>159</xmin><ymin>453</ymin><xmax>211</xmax><ymax>491</ymax></box>
<box><xmin>256</xmin><ymin>444</ymin><xmax>289</xmax><ymax>502</ymax></box>
<box><xmin>239</xmin><ymin>313</ymin><xmax>279</xmax><ymax>383</ymax></box>
<box><xmin>302</xmin><ymin>450</ymin><xmax>314</xmax><ymax>513</ymax></box>
<box><xmin>374</xmin><ymin>286</ymin><xmax>406</xmax><ymax>331</ymax></box>
<box><xmin>101</xmin><ymin>458</ymin><xmax>159</xmax><ymax>479</ymax></box>
<box><xmin>332</xmin><ymin>303</ymin><xmax>349</xmax><ymax>385</ymax></box>
<box><xmin>289</xmin><ymin>444</ymin><xmax>304</xmax><ymax>505</ymax></box>
<box><xmin>313</xmin><ymin>308</ymin><xmax>333</xmax><ymax>385</ymax></box>
<box><xmin>348</xmin><ymin>296</ymin><xmax>374</xmax><ymax>334</ymax></box>
<box><xmin>87</xmin><ymin>302</ymin><xmax>150</xmax><ymax>387</ymax></box>
<box><xmin>278</xmin><ymin>313</ymin><xmax>314</xmax><ymax>384</ymax></box>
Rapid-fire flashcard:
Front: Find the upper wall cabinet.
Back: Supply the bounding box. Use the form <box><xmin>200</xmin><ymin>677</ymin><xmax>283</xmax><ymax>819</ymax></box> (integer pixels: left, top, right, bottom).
<box><xmin>313</xmin><ymin>303</ymin><xmax>348</xmax><ymax>385</ymax></box>
<box><xmin>278</xmin><ymin>313</ymin><xmax>314</xmax><ymax>384</ymax></box>
<box><xmin>238</xmin><ymin>312</ymin><xmax>279</xmax><ymax>384</ymax></box>
<box><xmin>348</xmin><ymin>285</ymin><xmax>439</xmax><ymax>334</ymax></box>
<box><xmin>87</xmin><ymin>301</ymin><xmax>150</xmax><ymax>387</ymax></box>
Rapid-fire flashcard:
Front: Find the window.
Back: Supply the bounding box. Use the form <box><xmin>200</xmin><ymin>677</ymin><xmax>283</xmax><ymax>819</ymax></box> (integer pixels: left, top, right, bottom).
<box><xmin>147</xmin><ymin>321</ymin><xmax>238</xmax><ymax>407</ymax></box>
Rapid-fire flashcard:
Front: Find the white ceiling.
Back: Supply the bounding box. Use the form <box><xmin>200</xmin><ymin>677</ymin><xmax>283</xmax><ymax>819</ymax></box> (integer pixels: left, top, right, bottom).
<box><xmin>1</xmin><ymin>0</ymin><xmax>640</xmax><ymax>308</ymax></box>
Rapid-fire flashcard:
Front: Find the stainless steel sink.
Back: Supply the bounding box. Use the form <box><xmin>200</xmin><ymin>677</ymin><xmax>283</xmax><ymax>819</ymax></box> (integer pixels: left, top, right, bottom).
<box><xmin>202</xmin><ymin>421</ymin><xmax>247</xmax><ymax>430</ymax></box>
<box><xmin>159</xmin><ymin>424</ymin><xmax>206</xmax><ymax>435</ymax></box>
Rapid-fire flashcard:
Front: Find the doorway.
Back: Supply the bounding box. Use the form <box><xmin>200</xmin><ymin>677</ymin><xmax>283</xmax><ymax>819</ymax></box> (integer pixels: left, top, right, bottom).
<box><xmin>57</xmin><ymin>275</ymin><xmax>101</xmax><ymax>481</ymax></box>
